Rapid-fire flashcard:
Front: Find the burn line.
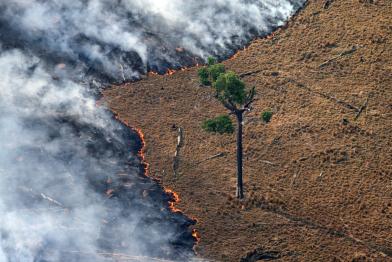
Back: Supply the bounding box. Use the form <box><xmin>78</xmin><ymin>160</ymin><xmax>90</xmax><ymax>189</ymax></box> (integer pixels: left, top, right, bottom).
<box><xmin>145</xmin><ymin>1</ymin><xmax>307</xmax><ymax>78</ymax></box>
<box><xmin>103</xmin><ymin>106</ymin><xmax>201</xmax><ymax>249</ymax></box>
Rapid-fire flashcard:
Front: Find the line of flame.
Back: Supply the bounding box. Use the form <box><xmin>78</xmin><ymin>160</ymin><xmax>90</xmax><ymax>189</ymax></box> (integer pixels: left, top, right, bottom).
<box><xmin>103</xmin><ymin>106</ymin><xmax>201</xmax><ymax>247</ymax></box>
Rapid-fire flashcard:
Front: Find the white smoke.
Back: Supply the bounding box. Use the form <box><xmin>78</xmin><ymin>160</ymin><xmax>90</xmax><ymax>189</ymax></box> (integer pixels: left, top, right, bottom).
<box><xmin>0</xmin><ymin>1</ymin><xmax>305</xmax><ymax>261</ymax></box>
<box><xmin>0</xmin><ymin>0</ymin><xmax>304</xmax><ymax>78</ymax></box>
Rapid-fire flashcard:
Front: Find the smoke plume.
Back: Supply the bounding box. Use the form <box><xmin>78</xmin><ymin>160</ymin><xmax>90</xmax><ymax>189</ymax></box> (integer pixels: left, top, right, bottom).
<box><xmin>0</xmin><ymin>0</ymin><xmax>304</xmax><ymax>261</ymax></box>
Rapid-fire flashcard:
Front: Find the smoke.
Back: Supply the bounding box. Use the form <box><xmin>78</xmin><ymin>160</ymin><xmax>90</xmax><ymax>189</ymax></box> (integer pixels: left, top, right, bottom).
<box><xmin>0</xmin><ymin>49</ymin><xmax>195</xmax><ymax>261</ymax></box>
<box><xmin>0</xmin><ymin>0</ymin><xmax>304</xmax><ymax>79</ymax></box>
<box><xmin>0</xmin><ymin>0</ymin><xmax>305</xmax><ymax>261</ymax></box>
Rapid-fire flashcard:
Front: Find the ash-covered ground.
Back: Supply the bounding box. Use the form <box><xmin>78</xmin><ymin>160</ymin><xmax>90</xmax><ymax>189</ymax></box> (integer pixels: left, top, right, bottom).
<box><xmin>0</xmin><ymin>1</ymin><xmax>304</xmax><ymax>261</ymax></box>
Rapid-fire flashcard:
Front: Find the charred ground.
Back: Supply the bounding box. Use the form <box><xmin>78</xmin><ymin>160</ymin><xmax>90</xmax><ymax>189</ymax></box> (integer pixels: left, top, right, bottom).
<box><xmin>104</xmin><ymin>0</ymin><xmax>392</xmax><ymax>261</ymax></box>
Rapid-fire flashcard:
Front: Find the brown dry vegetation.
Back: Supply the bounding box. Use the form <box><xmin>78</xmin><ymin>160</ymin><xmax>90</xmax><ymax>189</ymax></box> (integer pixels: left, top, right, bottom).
<box><xmin>103</xmin><ymin>0</ymin><xmax>392</xmax><ymax>261</ymax></box>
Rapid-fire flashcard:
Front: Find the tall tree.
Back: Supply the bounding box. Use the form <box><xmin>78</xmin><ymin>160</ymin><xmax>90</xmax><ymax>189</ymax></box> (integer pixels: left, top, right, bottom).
<box><xmin>199</xmin><ymin>61</ymin><xmax>256</xmax><ymax>199</ymax></box>
<box><xmin>214</xmin><ymin>72</ymin><xmax>256</xmax><ymax>199</ymax></box>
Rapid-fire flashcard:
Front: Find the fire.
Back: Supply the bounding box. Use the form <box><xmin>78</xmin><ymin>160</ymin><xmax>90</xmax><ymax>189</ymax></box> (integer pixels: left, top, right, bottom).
<box><xmin>266</xmin><ymin>31</ymin><xmax>276</xmax><ymax>40</ymax></box>
<box><xmin>148</xmin><ymin>69</ymin><xmax>178</xmax><ymax>77</ymax></box>
<box><xmin>106</xmin><ymin>189</ymin><xmax>114</xmax><ymax>197</ymax></box>
<box><xmin>164</xmin><ymin>188</ymin><xmax>182</xmax><ymax>213</ymax></box>
<box><xmin>192</xmin><ymin>229</ymin><xmax>201</xmax><ymax>242</ymax></box>
<box><xmin>109</xmin><ymin>110</ymin><xmax>185</xmax><ymax>214</ymax></box>
<box><xmin>102</xmin><ymin>78</ymin><xmax>201</xmax><ymax>250</ymax></box>
<box><xmin>132</xmin><ymin>127</ymin><xmax>149</xmax><ymax>175</ymax></box>
<box><xmin>166</xmin><ymin>69</ymin><xmax>176</xmax><ymax>75</ymax></box>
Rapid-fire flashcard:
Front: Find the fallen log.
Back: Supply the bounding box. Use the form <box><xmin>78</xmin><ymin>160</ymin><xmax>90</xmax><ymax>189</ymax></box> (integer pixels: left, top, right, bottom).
<box><xmin>64</xmin><ymin>251</ymin><xmax>175</xmax><ymax>262</ymax></box>
<box><xmin>260</xmin><ymin>160</ymin><xmax>276</xmax><ymax>166</ymax></box>
<box><xmin>239</xmin><ymin>69</ymin><xmax>263</xmax><ymax>78</ymax></box>
<box><xmin>63</xmin><ymin>251</ymin><xmax>209</xmax><ymax>262</ymax></box>
<box><xmin>354</xmin><ymin>96</ymin><xmax>369</xmax><ymax>121</ymax></box>
<box><xmin>286</xmin><ymin>78</ymin><xmax>360</xmax><ymax>112</ymax></box>
<box><xmin>172</xmin><ymin>127</ymin><xmax>184</xmax><ymax>176</ymax></box>
<box><xmin>18</xmin><ymin>186</ymin><xmax>65</xmax><ymax>208</ymax></box>
<box><xmin>319</xmin><ymin>45</ymin><xmax>358</xmax><ymax>68</ymax></box>
<box><xmin>196</xmin><ymin>152</ymin><xmax>226</xmax><ymax>165</ymax></box>
<box><xmin>40</xmin><ymin>193</ymin><xmax>64</xmax><ymax>207</ymax></box>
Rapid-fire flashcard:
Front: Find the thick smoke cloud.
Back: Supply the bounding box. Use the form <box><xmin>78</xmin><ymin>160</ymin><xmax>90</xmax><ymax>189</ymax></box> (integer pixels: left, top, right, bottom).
<box><xmin>0</xmin><ymin>0</ymin><xmax>304</xmax><ymax>80</ymax></box>
<box><xmin>0</xmin><ymin>1</ymin><xmax>304</xmax><ymax>261</ymax></box>
<box><xmin>0</xmin><ymin>49</ymin><xmax>195</xmax><ymax>261</ymax></box>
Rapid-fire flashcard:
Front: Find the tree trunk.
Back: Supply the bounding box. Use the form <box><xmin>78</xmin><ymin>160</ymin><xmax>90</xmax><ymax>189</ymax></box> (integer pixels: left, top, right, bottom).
<box><xmin>235</xmin><ymin>112</ymin><xmax>244</xmax><ymax>199</ymax></box>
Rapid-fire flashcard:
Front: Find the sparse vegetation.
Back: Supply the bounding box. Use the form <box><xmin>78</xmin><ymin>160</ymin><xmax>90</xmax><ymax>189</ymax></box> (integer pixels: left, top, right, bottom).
<box><xmin>199</xmin><ymin>57</ymin><xmax>256</xmax><ymax>199</ymax></box>
<box><xmin>202</xmin><ymin>115</ymin><xmax>234</xmax><ymax>134</ymax></box>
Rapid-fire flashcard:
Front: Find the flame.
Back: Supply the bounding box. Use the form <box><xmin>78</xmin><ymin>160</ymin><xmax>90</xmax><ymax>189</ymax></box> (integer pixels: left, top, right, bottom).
<box><xmin>108</xmin><ymin>109</ymin><xmax>202</xmax><ymax>249</ymax></box>
<box><xmin>132</xmin><ymin>127</ymin><xmax>150</xmax><ymax>176</ymax></box>
<box><xmin>164</xmin><ymin>188</ymin><xmax>182</xmax><ymax>213</ymax></box>
<box><xmin>102</xmin><ymin>67</ymin><xmax>204</xmax><ymax>251</ymax></box>
<box><xmin>166</xmin><ymin>69</ymin><xmax>176</xmax><ymax>75</ymax></box>
<box><xmin>266</xmin><ymin>31</ymin><xmax>276</xmax><ymax>40</ymax></box>
<box><xmin>148</xmin><ymin>69</ymin><xmax>177</xmax><ymax>77</ymax></box>
<box><xmin>192</xmin><ymin>229</ymin><xmax>201</xmax><ymax>242</ymax></box>
<box><xmin>106</xmin><ymin>189</ymin><xmax>114</xmax><ymax>197</ymax></box>
<box><xmin>109</xmin><ymin>110</ymin><xmax>186</xmax><ymax>215</ymax></box>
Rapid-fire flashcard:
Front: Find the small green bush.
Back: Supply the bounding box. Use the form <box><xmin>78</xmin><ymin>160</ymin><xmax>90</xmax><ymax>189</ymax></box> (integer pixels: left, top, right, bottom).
<box><xmin>261</xmin><ymin>110</ymin><xmax>273</xmax><ymax>123</ymax></box>
<box><xmin>207</xmin><ymin>57</ymin><xmax>217</xmax><ymax>66</ymax></box>
<box><xmin>198</xmin><ymin>67</ymin><xmax>211</xmax><ymax>86</ymax></box>
<box><xmin>198</xmin><ymin>57</ymin><xmax>226</xmax><ymax>86</ymax></box>
<box><xmin>202</xmin><ymin>115</ymin><xmax>234</xmax><ymax>134</ymax></box>
<box><xmin>208</xmin><ymin>64</ymin><xmax>226</xmax><ymax>82</ymax></box>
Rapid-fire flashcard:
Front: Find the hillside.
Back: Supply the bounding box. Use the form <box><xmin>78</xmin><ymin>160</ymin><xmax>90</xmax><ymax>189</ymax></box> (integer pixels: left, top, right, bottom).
<box><xmin>103</xmin><ymin>0</ymin><xmax>392</xmax><ymax>261</ymax></box>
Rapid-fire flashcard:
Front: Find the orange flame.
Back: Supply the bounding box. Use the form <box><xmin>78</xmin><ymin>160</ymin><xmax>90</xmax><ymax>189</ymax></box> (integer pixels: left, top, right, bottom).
<box><xmin>108</xmin><ymin>110</ymin><xmax>186</xmax><ymax>215</ymax></box>
<box><xmin>164</xmin><ymin>188</ymin><xmax>182</xmax><ymax>213</ymax></box>
<box><xmin>166</xmin><ymin>69</ymin><xmax>176</xmax><ymax>75</ymax></box>
<box><xmin>192</xmin><ymin>229</ymin><xmax>201</xmax><ymax>242</ymax></box>
<box><xmin>102</xmin><ymin>70</ymin><xmax>203</xmax><ymax>250</ymax></box>
<box><xmin>132</xmin><ymin>127</ymin><xmax>150</xmax><ymax>176</ymax></box>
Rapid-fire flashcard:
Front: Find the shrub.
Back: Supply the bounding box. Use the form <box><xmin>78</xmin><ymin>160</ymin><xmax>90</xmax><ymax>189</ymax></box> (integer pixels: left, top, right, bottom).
<box><xmin>198</xmin><ymin>57</ymin><xmax>226</xmax><ymax>86</ymax></box>
<box><xmin>207</xmin><ymin>56</ymin><xmax>217</xmax><ymax>66</ymax></box>
<box><xmin>261</xmin><ymin>110</ymin><xmax>273</xmax><ymax>123</ymax></box>
<box><xmin>198</xmin><ymin>67</ymin><xmax>211</xmax><ymax>86</ymax></box>
<box><xmin>208</xmin><ymin>64</ymin><xmax>226</xmax><ymax>82</ymax></box>
<box><xmin>202</xmin><ymin>115</ymin><xmax>234</xmax><ymax>134</ymax></box>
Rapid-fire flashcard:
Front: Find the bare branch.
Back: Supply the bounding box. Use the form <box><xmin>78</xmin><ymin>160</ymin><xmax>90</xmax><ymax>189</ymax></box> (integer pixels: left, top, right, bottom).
<box><xmin>243</xmin><ymin>87</ymin><xmax>256</xmax><ymax>109</ymax></box>
<box><xmin>222</xmin><ymin>101</ymin><xmax>235</xmax><ymax>112</ymax></box>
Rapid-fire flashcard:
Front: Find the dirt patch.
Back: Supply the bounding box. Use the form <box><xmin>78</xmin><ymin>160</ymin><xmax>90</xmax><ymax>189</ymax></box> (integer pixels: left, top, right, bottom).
<box><xmin>103</xmin><ymin>0</ymin><xmax>392</xmax><ymax>261</ymax></box>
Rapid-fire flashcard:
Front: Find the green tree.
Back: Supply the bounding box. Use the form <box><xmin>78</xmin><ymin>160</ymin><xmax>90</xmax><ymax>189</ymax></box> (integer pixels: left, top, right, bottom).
<box><xmin>199</xmin><ymin>58</ymin><xmax>256</xmax><ymax>199</ymax></box>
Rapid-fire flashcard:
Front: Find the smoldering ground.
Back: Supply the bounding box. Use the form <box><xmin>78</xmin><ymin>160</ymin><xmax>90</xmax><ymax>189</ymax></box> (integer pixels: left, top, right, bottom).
<box><xmin>0</xmin><ymin>1</ymin><xmax>304</xmax><ymax>261</ymax></box>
